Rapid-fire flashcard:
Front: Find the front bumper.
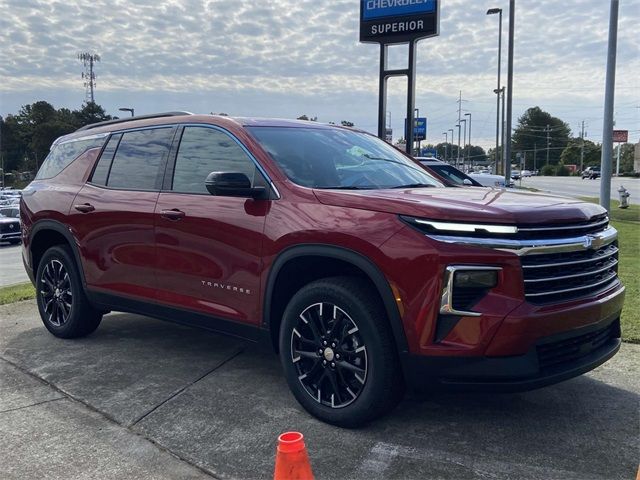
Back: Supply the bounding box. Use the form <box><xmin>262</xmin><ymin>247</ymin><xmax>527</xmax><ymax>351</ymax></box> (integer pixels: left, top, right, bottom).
<box><xmin>402</xmin><ymin>313</ymin><xmax>621</xmax><ymax>392</ymax></box>
<box><xmin>0</xmin><ymin>232</ymin><xmax>21</xmax><ymax>241</ymax></box>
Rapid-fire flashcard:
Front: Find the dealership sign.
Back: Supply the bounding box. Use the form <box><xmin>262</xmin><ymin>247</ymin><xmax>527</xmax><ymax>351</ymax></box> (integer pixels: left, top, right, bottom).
<box><xmin>360</xmin><ymin>0</ymin><xmax>439</xmax><ymax>44</ymax></box>
<box><xmin>405</xmin><ymin>117</ymin><xmax>427</xmax><ymax>141</ymax></box>
<box><xmin>612</xmin><ymin>130</ymin><xmax>628</xmax><ymax>143</ymax></box>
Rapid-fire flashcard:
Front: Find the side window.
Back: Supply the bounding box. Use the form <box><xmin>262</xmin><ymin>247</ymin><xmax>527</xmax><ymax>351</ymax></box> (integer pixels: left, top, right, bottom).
<box><xmin>90</xmin><ymin>134</ymin><xmax>122</xmax><ymax>186</ymax></box>
<box><xmin>106</xmin><ymin>128</ymin><xmax>174</xmax><ymax>190</ymax></box>
<box><xmin>172</xmin><ymin>127</ymin><xmax>257</xmax><ymax>194</ymax></box>
<box><xmin>36</xmin><ymin>136</ymin><xmax>106</xmax><ymax>180</ymax></box>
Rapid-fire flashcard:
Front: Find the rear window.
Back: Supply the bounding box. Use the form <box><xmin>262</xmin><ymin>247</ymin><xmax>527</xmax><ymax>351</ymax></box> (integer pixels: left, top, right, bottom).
<box><xmin>36</xmin><ymin>135</ymin><xmax>107</xmax><ymax>180</ymax></box>
<box><xmin>104</xmin><ymin>128</ymin><xmax>175</xmax><ymax>190</ymax></box>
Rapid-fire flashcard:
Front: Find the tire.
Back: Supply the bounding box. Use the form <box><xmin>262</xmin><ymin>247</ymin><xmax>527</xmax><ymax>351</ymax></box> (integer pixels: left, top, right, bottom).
<box><xmin>279</xmin><ymin>276</ymin><xmax>404</xmax><ymax>427</ymax></box>
<box><xmin>36</xmin><ymin>245</ymin><xmax>102</xmax><ymax>338</ymax></box>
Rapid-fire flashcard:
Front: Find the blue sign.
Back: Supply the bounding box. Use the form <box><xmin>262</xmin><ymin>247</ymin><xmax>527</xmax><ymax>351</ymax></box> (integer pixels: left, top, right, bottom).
<box><xmin>405</xmin><ymin>117</ymin><xmax>427</xmax><ymax>141</ymax></box>
<box><xmin>363</xmin><ymin>0</ymin><xmax>436</xmax><ymax>20</ymax></box>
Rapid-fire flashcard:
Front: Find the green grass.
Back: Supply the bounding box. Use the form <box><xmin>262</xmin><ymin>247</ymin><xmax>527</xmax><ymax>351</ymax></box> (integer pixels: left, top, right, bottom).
<box><xmin>580</xmin><ymin>198</ymin><xmax>640</xmax><ymax>343</ymax></box>
<box><xmin>0</xmin><ymin>282</ymin><xmax>36</xmax><ymax>305</ymax></box>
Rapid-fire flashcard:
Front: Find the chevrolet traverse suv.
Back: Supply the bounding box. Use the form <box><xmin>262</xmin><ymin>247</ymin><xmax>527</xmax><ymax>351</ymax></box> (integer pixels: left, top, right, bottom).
<box><xmin>21</xmin><ymin>113</ymin><xmax>624</xmax><ymax>426</ymax></box>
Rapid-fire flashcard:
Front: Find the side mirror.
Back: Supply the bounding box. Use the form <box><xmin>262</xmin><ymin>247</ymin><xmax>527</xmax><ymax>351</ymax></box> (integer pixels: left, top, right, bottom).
<box><xmin>462</xmin><ymin>179</ymin><xmax>473</xmax><ymax>186</ymax></box>
<box><xmin>205</xmin><ymin>172</ymin><xmax>267</xmax><ymax>199</ymax></box>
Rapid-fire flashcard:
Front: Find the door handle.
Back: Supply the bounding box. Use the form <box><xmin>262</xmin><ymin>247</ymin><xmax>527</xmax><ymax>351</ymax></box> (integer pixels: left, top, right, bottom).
<box><xmin>160</xmin><ymin>209</ymin><xmax>185</xmax><ymax>221</ymax></box>
<box><xmin>74</xmin><ymin>203</ymin><xmax>95</xmax><ymax>213</ymax></box>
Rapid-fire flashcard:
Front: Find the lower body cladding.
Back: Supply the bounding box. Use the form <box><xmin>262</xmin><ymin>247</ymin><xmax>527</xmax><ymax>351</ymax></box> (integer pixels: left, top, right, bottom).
<box><xmin>401</xmin><ymin>286</ymin><xmax>625</xmax><ymax>392</ymax></box>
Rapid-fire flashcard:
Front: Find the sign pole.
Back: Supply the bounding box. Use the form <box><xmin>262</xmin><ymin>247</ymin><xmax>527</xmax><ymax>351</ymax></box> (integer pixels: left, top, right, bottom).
<box><xmin>406</xmin><ymin>40</ymin><xmax>417</xmax><ymax>155</ymax></box>
<box><xmin>600</xmin><ymin>0</ymin><xmax>619</xmax><ymax>212</ymax></box>
<box><xmin>377</xmin><ymin>44</ymin><xmax>388</xmax><ymax>140</ymax></box>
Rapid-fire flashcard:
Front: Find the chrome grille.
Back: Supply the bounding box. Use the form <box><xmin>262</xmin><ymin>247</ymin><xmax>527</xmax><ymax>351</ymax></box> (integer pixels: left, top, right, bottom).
<box><xmin>521</xmin><ymin>242</ymin><xmax>619</xmax><ymax>304</ymax></box>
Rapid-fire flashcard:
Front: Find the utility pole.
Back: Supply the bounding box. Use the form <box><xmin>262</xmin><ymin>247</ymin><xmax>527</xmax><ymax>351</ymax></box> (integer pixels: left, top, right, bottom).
<box><xmin>600</xmin><ymin>0</ymin><xmax>619</xmax><ymax>211</ymax></box>
<box><xmin>448</xmin><ymin>128</ymin><xmax>454</xmax><ymax>164</ymax></box>
<box><xmin>78</xmin><ymin>52</ymin><xmax>100</xmax><ymax>104</ymax></box>
<box><xmin>533</xmin><ymin>143</ymin><xmax>537</xmax><ymax>173</ymax></box>
<box><xmin>580</xmin><ymin>120</ymin><xmax>586</xmax><ymax>172</ymax></box>
<box><xmin>504</xmin><ymin>0</ymin><xmax>515</xmax><ymax>187</ymax></box>
<box><xmin>545</xmin><ymin>124</ymin><xmax>551</xmax><ymax>165</ymax></box>
<box><xmin>442</xmin><ymin>132</ymin><xmax>448</xmax><ymax>162</ymax></box>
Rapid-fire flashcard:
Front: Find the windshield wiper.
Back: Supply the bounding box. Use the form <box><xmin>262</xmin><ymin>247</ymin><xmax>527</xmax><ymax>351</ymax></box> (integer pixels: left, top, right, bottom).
<box><xmin>391</xmin><ymin>183</ymin><xmax>435</xmax><ymax>189</ymax></box>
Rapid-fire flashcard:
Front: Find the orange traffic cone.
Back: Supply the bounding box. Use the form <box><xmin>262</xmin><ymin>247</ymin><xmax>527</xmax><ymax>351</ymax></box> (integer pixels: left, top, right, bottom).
<box><xmin>274</xmin><ymin>431</ymin><xmax>314</xmax><ymax>480</ymax></box>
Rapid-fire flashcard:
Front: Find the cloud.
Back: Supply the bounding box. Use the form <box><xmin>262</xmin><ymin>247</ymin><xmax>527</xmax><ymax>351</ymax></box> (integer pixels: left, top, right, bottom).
<box><xmin>0</xmin><ymin>0</ymin><xmax>638</xmax><ymax>147</ymax></box>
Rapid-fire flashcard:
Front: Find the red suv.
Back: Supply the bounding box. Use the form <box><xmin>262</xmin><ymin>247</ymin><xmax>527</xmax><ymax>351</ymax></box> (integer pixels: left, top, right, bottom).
<box><xmin>21</xmin><ymin>113</ymin><xmax>624</xmax><ymax>426</ymax></box>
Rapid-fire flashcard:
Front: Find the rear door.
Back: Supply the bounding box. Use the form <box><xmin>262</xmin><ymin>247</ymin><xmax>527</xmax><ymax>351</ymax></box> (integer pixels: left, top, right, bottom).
<box><xmin>154</xmin><ymin>125</ymin><xmax>270</xmax><ymax>325</ymax></box>
<box><xmin>68</xmin><ymin>126</ymin><xmax>176</xmax><ymax>301</ymax></box>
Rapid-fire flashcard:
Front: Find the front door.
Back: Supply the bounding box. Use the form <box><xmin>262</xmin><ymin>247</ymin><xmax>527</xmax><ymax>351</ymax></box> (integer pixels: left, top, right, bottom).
<box><xmin>154</xmin><ymin>125</ymin><xmax>269</xmax><ymax>324</ymax></box>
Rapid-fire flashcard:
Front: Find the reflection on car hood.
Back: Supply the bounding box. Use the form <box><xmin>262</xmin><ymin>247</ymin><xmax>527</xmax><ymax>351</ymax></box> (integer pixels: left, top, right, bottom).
<box><xmin>313</xmin><ymin>187</ymin><xmax>606</xmax><ymax>225</ymax></box>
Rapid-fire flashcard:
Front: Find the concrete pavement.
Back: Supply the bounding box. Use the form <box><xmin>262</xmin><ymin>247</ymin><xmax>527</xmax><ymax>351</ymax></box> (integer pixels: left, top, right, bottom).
<box><xmin>0</xmin><ymin>242</ymin><xmax>30</xmax><ymax>287</ymax></box>
<box><xmin>1</xmin><ymin>300</ymin><xmax>638</xmax><ymax>479</ymax></box>
<box><xmin>520</xmin><ymin>176</ymin><xmax>640</xmax><ymax>206</ymax></box>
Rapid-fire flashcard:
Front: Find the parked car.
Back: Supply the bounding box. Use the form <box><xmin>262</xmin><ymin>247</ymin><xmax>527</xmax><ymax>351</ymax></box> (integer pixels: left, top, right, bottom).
<box><xmin>21</xmin><ymin>113</ymin><xmax>624</xmax><ymax>426</ymax></box>
<box><xmin>415</xmin><ymin>157</ymin><xmax>483</xmax><ymax>187</ymax></box>
<box><xmin>469</xmin><ymin>172</ymin><xmax>514</xmax><ymax>188</ymax></box>
<box><xmin>0</xmin><ymin>213</ymin><xmax>21</xmax><ymax>244</ymax></box>
<box><xmin>582</xmin><ymin>166</ymin><xmax>601</xmax><ymax>180</ymax></box>
<box><xmin>0</xmin><ymin>206</ymin><xmax>20</xmax><ymax>218</ymax></box>
<box><xmin>520</xmin><ymin>170</ymin><xmax>532</xmax><ymax>177</ymax></box>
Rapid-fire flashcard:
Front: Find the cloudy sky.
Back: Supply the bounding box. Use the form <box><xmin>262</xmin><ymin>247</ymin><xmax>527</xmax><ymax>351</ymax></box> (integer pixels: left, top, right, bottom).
<box><xmin>0</xmin><ymin>0</ymin><xmax>638</xmax><ymax>149</ymax></box>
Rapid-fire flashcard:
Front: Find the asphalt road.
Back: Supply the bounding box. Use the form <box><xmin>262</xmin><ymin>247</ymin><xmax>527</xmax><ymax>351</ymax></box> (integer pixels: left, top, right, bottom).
<box><xmin>0</xmin><ymin>242</ymin><xmax>29</xmax><ymax>287</ymax></box>
<box><xmin>519</xmin><ymin>176</ymin><xmax>640</xmax><ymax>206</ymax></box>
<box><xmin>1</xmin><ymin>300</ymin><xmax>638</xmax><ymax>480</ymax></box>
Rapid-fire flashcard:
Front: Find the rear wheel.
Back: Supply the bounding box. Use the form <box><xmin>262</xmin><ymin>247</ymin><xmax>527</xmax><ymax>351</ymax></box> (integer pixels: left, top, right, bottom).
<box><xmin>279</xmin><ymin>277</ymin><xmax>404</xmax><ymax>427</ymax></box>
<box><xmin>36</xmin><ymin>245</ymin><xmax>102</xmax><ymax>338</ymax></box>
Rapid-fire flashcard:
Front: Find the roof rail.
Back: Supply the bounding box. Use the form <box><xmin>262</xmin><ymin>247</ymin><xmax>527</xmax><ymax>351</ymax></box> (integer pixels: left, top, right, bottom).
<box><xmin>76</xmin><ymin>111</ymin><xmax>194</xmax><ymax>132</ymax></box>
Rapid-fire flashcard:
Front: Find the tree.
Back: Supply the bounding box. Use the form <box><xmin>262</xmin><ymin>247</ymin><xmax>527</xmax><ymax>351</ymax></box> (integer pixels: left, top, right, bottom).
<box><xmin>616</xmin><ymin>143</ymin><xmax>635</xmax><ymax>173</ymax></box>
<box><xmin>512</xmin><ymin>107</ymin><xmax>570</xmax><ymax>166</ymax></box>
<box><xmin>340</xmin><ymin>120</ymin><xmax>354</xmax><ymax>127</ymax></box>
<box><xmin>73</xmin><ymin>102</ymin><xmax>113</xmax><ymax>127</ymax></box>
<box><xmin>560</xmin><ymin>138</ymin><xmax>601</xmax><ymax>169</ymax></box>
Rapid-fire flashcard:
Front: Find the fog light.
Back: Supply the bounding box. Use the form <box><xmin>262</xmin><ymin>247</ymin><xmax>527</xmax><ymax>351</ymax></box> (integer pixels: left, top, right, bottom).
<box><xmin>440</xmin><ymin>266</ymin><xmax>502</xmax><ymax>317</ymax></box>
<box><xmin>454</xmin><ymin>270</ymin><xmax>498</xmax><ymax>289</ymax></box>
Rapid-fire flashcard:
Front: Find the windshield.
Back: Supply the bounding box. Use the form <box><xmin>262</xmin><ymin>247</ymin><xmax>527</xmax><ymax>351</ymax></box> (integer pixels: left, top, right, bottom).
<box><xmin>248</xmin><ymin>127</ymin><xmax>443</xmax><ymax>190</ymax></box>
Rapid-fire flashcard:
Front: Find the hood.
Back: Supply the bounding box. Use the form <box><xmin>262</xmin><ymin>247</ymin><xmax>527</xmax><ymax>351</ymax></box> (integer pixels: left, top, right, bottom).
<box><xmin>312</xmin><ymin>187</ymin><xmax>606</xmax><ymax>225</ymax></box>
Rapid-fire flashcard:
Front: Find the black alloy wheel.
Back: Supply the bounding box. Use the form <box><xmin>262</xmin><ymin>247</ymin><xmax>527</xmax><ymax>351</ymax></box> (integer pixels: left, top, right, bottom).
<box><xmin>40</xmin><ymin>259</ymin><xmax>73</xmax><ymax>327</ymax></box>
<box><xmin>291</xmin><ymin>302</ymin><xmax>368</xmax><ymax>408</ymax></box>
<box><xmin>36</xmin><ymin>245</ymin><xmax>102</xmax><ymax>338</ymax></box>
<box><xmin>280</xmin><ymin>276</ymin><xmax>404</xmax><ymax>427</ymax></box>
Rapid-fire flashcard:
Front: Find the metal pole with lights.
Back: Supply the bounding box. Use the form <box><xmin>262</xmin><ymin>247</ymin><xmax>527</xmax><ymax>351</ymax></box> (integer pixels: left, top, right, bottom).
<box><xmin>465</xmin><ymin>112</ymin><xmax>472</xmax><ymax>168</ymax></box>
<box><xmin>442</xmin><ymin>132</ymin><xmax>448</xmax><ymax>162</ymax></box>
<box><xmin>119</xmin><ymin>107</ymin><xmax>135</xmax><ymax>117</ymax></box>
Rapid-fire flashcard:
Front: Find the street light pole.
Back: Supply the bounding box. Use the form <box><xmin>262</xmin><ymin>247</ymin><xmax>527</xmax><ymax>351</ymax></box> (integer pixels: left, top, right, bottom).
<box><xmin>119</xmin><ymin>107</ymin><xmax>135</xmax><ymax>117</ymax></box>
<box><xmin>465</xmin><ymin>112</ymin><xmax>472</xmax><ymax>167</ymax></box>
<box><xmin>487</xmin><ymin>8</ymin><xmax>503</xmax><ymax>174</ymax></box>
<box><xmin>448</xmin><ymin>129</ymin><xmax>454</xmax><ymax>164</ymax></box>
<box><xmin>460</xmin><ymin>119</ymin><xmax>467</xmax><ymax>171</ymax></box>
<box><xmin>442</xmin><ymin>132</ymin><xmax>448</xmax><ymax>162</ymax></box>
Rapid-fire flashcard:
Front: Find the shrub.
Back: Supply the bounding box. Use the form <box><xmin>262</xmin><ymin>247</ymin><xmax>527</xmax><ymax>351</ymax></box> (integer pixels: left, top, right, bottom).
<box><xmin>540</xmin><ymin>165</ymin><xmax>556</xmax><ymax>176</ymax></box>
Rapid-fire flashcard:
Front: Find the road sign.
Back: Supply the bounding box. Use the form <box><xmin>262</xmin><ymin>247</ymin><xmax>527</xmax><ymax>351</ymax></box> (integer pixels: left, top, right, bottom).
<box><xmin>613</xmin><ymin>130</ymin><xmax>628</xmax><ymax>143</ymax></box>
<box><xmin>360</xmin><ymin>0</ymin><xmax>439</xmax><ymax>44</ymax></box>
<box><xmin>405</xmin><ymin>117</ymin><xmax>427</xmax><ymax>141</ymax></box>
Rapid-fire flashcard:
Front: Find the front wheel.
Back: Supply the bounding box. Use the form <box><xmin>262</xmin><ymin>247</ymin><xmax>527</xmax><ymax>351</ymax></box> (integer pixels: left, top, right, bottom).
<box><xmin>36</xmin><ymin>245</ymin><xmax>102</xmax><ymax>338</ymax></box>
<box><xmin>279</xmin><ymin>277</ymin><xmax>404</xmax><ymax>427</ymax></box>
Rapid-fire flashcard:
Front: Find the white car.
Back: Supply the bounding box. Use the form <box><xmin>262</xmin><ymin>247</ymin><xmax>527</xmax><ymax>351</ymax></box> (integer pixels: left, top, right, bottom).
<box><xmin>520</xmin><ymin>170</ymin><xmax>532</xmax><ymax>177</ymax></box>
<box><xmin>469</xmin><ymin>172</ymin><xmax>513</xmax><ymax>188</ymax></box>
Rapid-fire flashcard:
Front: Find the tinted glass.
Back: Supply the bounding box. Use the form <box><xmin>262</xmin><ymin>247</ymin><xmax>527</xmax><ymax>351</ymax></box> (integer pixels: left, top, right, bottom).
<box><xmin>427</xmin><ymin>164</ymin><xmax>477</xmax><ymax>186</ymax></box>
<box><xmin>107</xmin><ymin>128</ymin><xmax>174</xmax><ymax>190</ymax></box>
<box><xmin>90</xmin><ymin>134</ymin><xmax>121</xmax><ymax>186</ymax></box>
<box><xmin>36</xmin><ymin>136</ymin><xmax>106</xmax><ymax>180</ymax></box>
<box><xmin>248</xmin><ymin>127</ymin><xmax>442</xmax><ymax>190</ymax></box>
<box><xmin>172</xmin><ymin>127</ymin><xmax>256</xmax><ymax>194</ymax></box>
